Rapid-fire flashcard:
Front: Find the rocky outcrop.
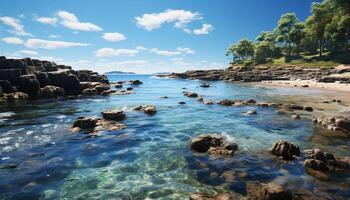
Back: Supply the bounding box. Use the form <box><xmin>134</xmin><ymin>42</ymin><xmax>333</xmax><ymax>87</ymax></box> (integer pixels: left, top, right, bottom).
<box><xmin>70</xmin><ymin>116</ymin><xmax>126</xmax><ymax>133</ymax></box>
<box><xmin>0</xmin><ymin>56</ymin><xmax>109</xmax><ymax>101</ymax></box>
<box><xmin>158</xmin><ymin>65</ymin><xmax>350</xmax><ymax>84</ymax></box>
<box><xmin>190</xmin><ymin>134</ymin><xmax>238</xmax><ymax>156</ymax></box>
<box><xmin>271</xmin><ymin>141</ymin><xmax>300</xmax><ymax>161</ymax></box>
<box><xmin>304</xmin><ymin>148</ymin><xmax>350</xmax><ymax>177</ymax></box>
<box><xmin>313</xmin><ymin>116</ymin><xmax>350</xmax><ymax>133</ymax></box>
<box><xmin>134</xmin><ymin>105</ymin><xmax>157</xmax><ymax>115</ymax></box>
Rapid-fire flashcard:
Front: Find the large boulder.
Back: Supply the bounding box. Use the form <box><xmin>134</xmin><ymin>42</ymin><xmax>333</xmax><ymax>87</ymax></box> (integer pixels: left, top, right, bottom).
<box><xmin>271</xmin><ymin>141</ymin><xmax>300</xmax><ymax>161</ymax></box>
<box><xmin>0</xmin><ymin>80</ymin><xmax>14</xmax><ymax>93</ymax></box>
<box><xmin>48</xmin><ymin>72</ymin><xmax>81</xmax><ymax>95</ymax></box>
<box><xmin>40</xmin><ymin>85</ymin><xmax>65</xmax><ymax>98</ymax></box>
<box><xmin>101</xmin><ymin>110</ymin><xmax>126</xmax><ymax>121</ymax></box>
<box><xmin>19</xmin><ymin>75</ymin><xmax>40</xmax><ymax>97</ymax></box>
<box><xmin>190</xmin><ymin>134</ymin><xmax>238</xmax><ymax>156</ymax></box>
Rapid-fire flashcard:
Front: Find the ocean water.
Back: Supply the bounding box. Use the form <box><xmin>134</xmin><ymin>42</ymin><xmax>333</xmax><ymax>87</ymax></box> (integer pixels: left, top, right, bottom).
<box><xmin>0</xmin><ymin>74</ymin><xmax>349</xmax><ymax>199</ymax></box>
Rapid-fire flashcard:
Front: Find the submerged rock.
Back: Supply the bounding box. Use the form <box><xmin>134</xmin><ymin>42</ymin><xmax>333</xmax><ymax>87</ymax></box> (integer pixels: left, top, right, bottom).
<box><xmin>290</xmin><ymin>114</ymin><xmax>301</xmax><ymax>120</ymax></box>
<box><xmin>246</xmin><ymin>182</ymin><xmax>292</xmax><ymax>200</ymax></box>
<box><xmin>3</xmin><ymin>92</ymin><xmax>28</xmax><ymax>102</ymax></box>
<box><xmin>101</xmin><ymin>110</ymin><xmax>126</xmax><ymax>121</ymax></box>
<box><xmin>246</xmin><ymin>110</ymin><xmax>257</xmax><ymax>115</ymax></box>
<box><xmin>200</xmin><ymin>83</ymin><xmax>210</xmax><ymax>88</ymax></box>
<box><xmin>190</xmin><ymin>193</ymin><xmax>235</xmax><ymax>200</ymax></box>
<box><xmin>218</xmin><ymin>99</ymin><xmax>235</xmax><ymax>106</ymax></box>
<box><xmin>271</xmin><ymin>140</ymin><xmax>300</xmax><ymax>161</ymax></box>
<box><xmin>190</xmin><ymin>134</ymin><xmax>238</xmax><ymax>156</ymax></box>
<box><xmin>134</xmin><ymin>105</ymin><xmax>157</xmax><ymax>115</ymax></box>
<box><xmin>313</xmin><ymin>116</ymin><xmax>350</xmax><ymax>133</ymax></box>
<box><xmin>71</xmin><ymin>116</ymin><xmax>126</xmax><ymax>133</ymax></box>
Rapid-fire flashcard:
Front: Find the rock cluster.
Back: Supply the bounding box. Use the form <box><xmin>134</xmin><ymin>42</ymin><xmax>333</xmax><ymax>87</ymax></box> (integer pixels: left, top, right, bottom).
<box><xmin>183</xmin><ymin>91</ymin><xmax>199</xmax><ymax>98</ymax></box>
<box><xmin>313</xmin><ymin>116</ymin><xmax>350</xmax><ymax>133</ymax></box>
<box><xmin>101</xmin><ymin>110</ymin><xmax>126</xmax><ymax>121</ymax></box>
<box><xmin>0</xmin><ymin>56</ymin><xmax>108</xmax><ymax>102</ymax></box>
<box><xmin>190</xmin><ymin>134</ymin><xmax>238</xmax><ymax>156</ymax></box>
<box><xmin>271</xmin><ymin>140</ymin><xmax>300</xmax><ymax>161</ymax></box>
<box><xmin>134</xmin><ymin>105</ymin><xmax>157</xmax><ymax>115</ymax></box>
<box><xmin>190</xmin><ymin>193</ymin><xmax>234</xmax><ymax>200</ymax></box>
<box><xmin>304</xmin><ymin>148</ymin><xmax>349</xmax><ymax>172</ymax></box>
<box><xmin>246</xmin><ymin>182</ymin><xmax>292</xmax><ymax>200</ymax></box>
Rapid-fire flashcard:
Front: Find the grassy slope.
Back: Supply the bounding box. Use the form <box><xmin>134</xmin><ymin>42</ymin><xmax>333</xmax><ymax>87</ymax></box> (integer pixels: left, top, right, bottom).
<box><xmin>260</xmin><ymin>52</ymin><xmax>350</xmax><ymax>68</ymax></box>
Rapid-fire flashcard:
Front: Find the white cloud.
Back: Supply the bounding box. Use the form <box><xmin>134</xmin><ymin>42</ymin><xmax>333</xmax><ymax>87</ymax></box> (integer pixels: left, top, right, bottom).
<box><xmin>150</xmin><ymin>48</ymin><xmax>181</xmax><ymax>56</ymax></box>
<box><xmin>102</xmin><ymin>32</ymin><xmax>126</xmax><ymax>42</ymax></box>
<box><xmin>49</xmin><ymin>35</ymin><xmax>60</xmax><ymax>38</ymax></box>
<box><xmin>136</xmin><ymin>46</ymin><xmax>195</xmax><ymax>56</ymax></box>
<box><xmin>135</xmin><ymin>9</ymin><xmax>201</xmax><ymax>31</ymax></box>
<box><xmin>19</xmin><ymin>50</ymin><xmax>38</xmax><ymax>55</ymax></box>
<box><xmin>193</xmin><ymin>24</ymin><xmax>213</xmax><ymax>35</ymax></box>
<box><xmin>95</xmin><ymin>48</ymin><xmax>138</xmax><ymax>57</ymax></box>
<box><xmin>57</xmin><ymin>10</ymin><xmax>102</xmax><ymax>32</ymax></box>
<box><xmin>25</xmin><ymin>39</ymin><xmax>90</xmax><ymax>49</ymax></box>
<box><xmin>177</xmin><ymin>47</ymin><xmax>195</xmax><ymax>54</ymax></box>
<box><xmin>0</xmin><ymin>16</ymin><xmax>30</xmax><ymax>36</ymax></box>
<box><xmin>36</xmin><ymin>17</ymin><xmax>58</xmax><ymax>26</ymax></box>
<box><xmin>1</xmin><ymin>37</ymin><xmax>23</xmax><ymax>44</ymax></box>
<box><xmin>136</xmin><ymin>46</ymin><xmax>147</xmax><ymax>50</ymax></box>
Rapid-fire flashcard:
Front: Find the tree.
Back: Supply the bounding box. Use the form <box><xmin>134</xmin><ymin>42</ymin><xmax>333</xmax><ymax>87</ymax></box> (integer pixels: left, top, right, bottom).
<box><xmin>290</xmin><ymin>22</ymin><xmax>306</xmax><ymax>55</ymax></box>
<box><xmin>225</xmin><ymin>44</ymin><xmax>239</xmax><ymax>63</ymax></box>
<box><xmin>307</xmin><ymin>1</ymin><xmax>333</xmax><ymax>56</ymax></box>
<box><xmin>275</xmin><ymin>13</ymin><xmax>297</xmax><ymax>57</ymax></box>
<box><xmin>236</xmin><ymin>39</ymin><xmax>255</xmax><ymax>60</ymax></box>
<box><xmin>255</xmin><ymin>41</ymin><xmax>272</xmax><ymax>64</ymax></box>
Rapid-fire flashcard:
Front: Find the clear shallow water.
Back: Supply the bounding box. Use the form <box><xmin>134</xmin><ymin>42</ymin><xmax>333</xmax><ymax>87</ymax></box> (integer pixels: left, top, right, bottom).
<box><xmin>0</xmin><ymin>75</ymin><xmax>349</xmax><ymax>199</ymax></box>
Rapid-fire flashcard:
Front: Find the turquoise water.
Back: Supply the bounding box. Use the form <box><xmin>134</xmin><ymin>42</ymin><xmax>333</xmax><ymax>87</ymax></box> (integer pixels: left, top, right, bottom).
<box><xmin>0</xmin><ymin>75</ymin><xmax>349</xmax><ymax>199</ymax></box>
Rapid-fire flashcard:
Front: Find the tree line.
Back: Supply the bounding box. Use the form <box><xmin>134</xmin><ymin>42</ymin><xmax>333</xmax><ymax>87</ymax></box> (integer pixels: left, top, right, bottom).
<box><xmin>225</xmin><ymin>0</ymin><xmax>350</xmax><ymax>65</ymax></box>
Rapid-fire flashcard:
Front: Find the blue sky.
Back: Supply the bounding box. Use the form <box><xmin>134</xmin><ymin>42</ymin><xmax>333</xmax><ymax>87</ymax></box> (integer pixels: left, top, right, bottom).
<box><xmin>0</xmin><ymin>0</ymin><xmax>319</xmax><ymax>74</ymax></box>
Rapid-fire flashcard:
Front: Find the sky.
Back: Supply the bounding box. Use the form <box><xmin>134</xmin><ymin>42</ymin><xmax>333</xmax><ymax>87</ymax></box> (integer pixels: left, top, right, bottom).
<box><xmin>0</xmin><ymin>0</ymin><xmax>320</xmax><ymax>74</ymax></box>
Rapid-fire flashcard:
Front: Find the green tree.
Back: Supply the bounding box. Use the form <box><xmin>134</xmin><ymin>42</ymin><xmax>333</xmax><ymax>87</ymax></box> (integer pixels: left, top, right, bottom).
<box><xmin>307</xmin><ymin>1</ymin><xmax>333</xmax><ymax>56</ymax></box>
<box><xmin>290</xmin><ymin>22</ymin><xmax>306</xmax><ymax>55</ymax></box>
<box><xmin>225</xmin><ymin>44</ymin><xmax>239</xmax><ymax>63</ymax></box>
<box><xmin>275</xmin><ymin>13</ymin><xmax>297</xmax><ymax>57</ymax></box>
<box><xmin>236</xmin><ymin>39</ymin><xmax>255</xmax><ymax>60</ymax></box>
<box><xmin>254</xmin><ymin>41</ymin><xmax>272</xmax><ymax>64</ymax></box>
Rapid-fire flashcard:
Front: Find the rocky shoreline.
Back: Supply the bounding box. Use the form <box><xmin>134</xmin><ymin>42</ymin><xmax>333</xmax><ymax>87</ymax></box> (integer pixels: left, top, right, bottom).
<box><xmin>0</xmin><ymin>56</ymin><xmax>110</xmax><ymax>103</ymax></box>
<box><xmin>159</xmin><ymin>65</ymin><xmax>350</xmax><ymax>84</ymax></box>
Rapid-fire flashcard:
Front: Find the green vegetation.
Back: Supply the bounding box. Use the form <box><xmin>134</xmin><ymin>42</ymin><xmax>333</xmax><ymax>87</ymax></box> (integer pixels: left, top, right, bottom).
<box><xmin>226</xmin><ymin>0</ymin><xmax>350</xmax><ymax>67</ymax></box>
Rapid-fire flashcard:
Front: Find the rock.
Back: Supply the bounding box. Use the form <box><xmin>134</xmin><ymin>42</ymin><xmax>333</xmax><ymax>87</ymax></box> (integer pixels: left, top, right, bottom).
<box><xmin>190</xmin><ymin>193</ymin><xmax>235</xmax><ymax>200</ymax></box>
<box><xmin>94</xmin><ymin>84</ymin><xmax>110</xmax><ymax>94</ymax></box>
<box><xmin>200</xmin><ymin>83</ymin><xmax>210</xmax><ymax>88</ymax></box>
<box><xmin>303</xmin><ymin>106</ymin><xmax>313</xmax><ymax>112</ymax></box>
<box><xmin>19</xmin><ymin>75</ymin><xmax>40</xmax><ymax>97</ymax></box>
<box><xmin>245</xmin><ymin>99</ymin><xmax>256</xmax><ymax>104</ymax></box>
<box><xmin>314</xmin><ymin>116</ymin><xmax>350</xmax><ymax>133</ymax></box>
<box><xmin>271</xmin><ymin>141</ymin><xmax>300</xmax><ymax>160</ymax></box>
<box><xmin>71</xmin><ymin>116</ymin><xmax>126</xmax><ymax>133</ymax></box>
<box><xmin>290</xmin><ymin>114</ymin><xmax>301</xmax><ymax>120</ymax></box>
<box><xmin>301</xmin><ymin>85</ymin><xmax>309</xmax><ymax>88</ymax></box>
<box><xmin>101</xmin><ymin>90</ymin><xmax>113</xmax><ymax>96</ymax></box>
<box><xmin>126</xmin><ymin>87</ymin><xmax>133</xmax><ymax>91</ymax></box>
<box><xmin>114</xmin><ymin>84</ymin><xmax>123</xmax><ymax>88</ymax></box>
<box><xmin>4</xmin><ymin>92</ymin><xmax>28</xmax><ymax>102</ymax></box>
<box><xmin>218</xmin><ymin>99</ymin><xmax>235</xmax><ymax>106</ymax></box>
<box><xmin>134</xmin><ymin>105</ymin><xmax>157</xmax><ymax>115</ymax></box>
<box><xmin>281</xmin><ymin>104</ymin><xmax>303</xmax><ymax>110</ymax></box>
<box><xmin>82</xmin><ymin>88</ymin><xmax>98</xmax><ymax>95</ymax></box>
<box><xmin>256</xmin><ymin>102</ymin><xmax>270</xmax><ymax>107</ymax></box>
<box><xmin>246</xmin><ymin>110</ymin><xmax>257</xmax><ymax>115</ymax></box>
<box><xmin>335</xmin><ymin>118</ymin><xmax>350</xmax><ymax>132</ymax></box>
<box><xmin>48</xmin><ymin>72</ymin><xmax>81</xmax><ymax>95</ymax></box>
<box><xmin>190</xmin><ymin>134</ymin><xmax>238</xmax><ymax>156</ymax></box>
<box><xmin>101</xmin><ymin>110</ymin><xmax>126</xmax><ymax>121</ymax></box>
<box><xmin>204</xmin><ymin>100</ymin><xmax>214</xmax><ymax>105</ymax></box>
<box><xmin>40</xmin><ymin>85</ymin><xmax>65</xmax><ymax>98</ymax></box>
<box><xmin>179</xmin><ymin>101</ymin><xmax>186</xmax><ymax>104</ymax></box>
<box><xmin>0</xmin><ymin>80</ymin><xmax>14</xmax><ymax>93</ymax></box>
<box><xmin>246</xmin><ymin>182</ymin><xmax>292</xmax><ymax>200</ymax></box>
<box><xmin>304</xmin><ymin>148</ymin><xmax>349</xmax><ymax>173</ymax></box>
<box><xmin>184</xmin><ymin>91</ymin><xmax>198</xmax><ymax>98</ymax></box>
<box><xmin>130</xmin><ymin>80</ymin><xmax>143</xmax><ymax>85</ymax></box>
